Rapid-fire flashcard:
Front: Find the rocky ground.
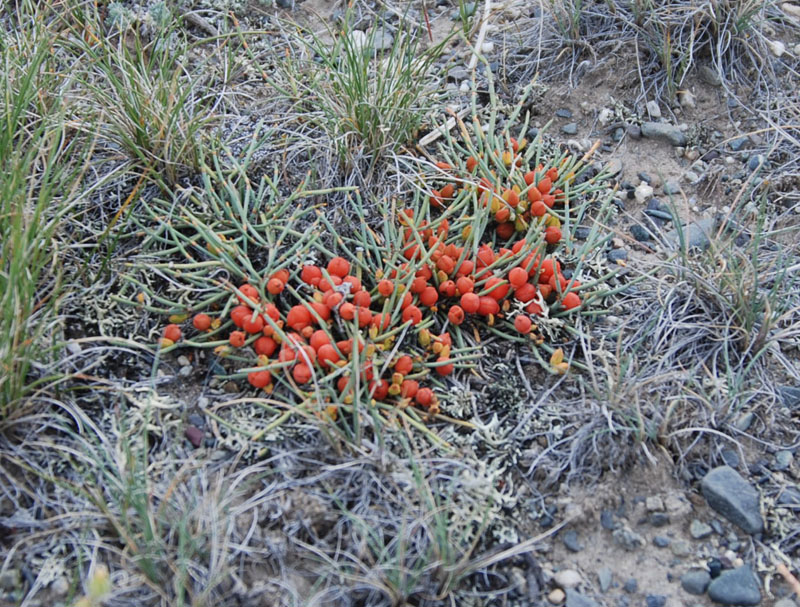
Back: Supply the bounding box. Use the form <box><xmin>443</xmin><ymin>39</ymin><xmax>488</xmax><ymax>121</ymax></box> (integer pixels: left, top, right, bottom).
<box><xmin>1</xmin><ymin>1</ymin><xmax>799</xmax><ymax>606</ymax></box>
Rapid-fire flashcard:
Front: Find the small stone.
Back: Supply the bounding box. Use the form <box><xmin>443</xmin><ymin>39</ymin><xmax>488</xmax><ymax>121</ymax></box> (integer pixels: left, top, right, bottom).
<box><xmin>549</xmin><ymin>589</ymin><xmax>567</xmax><ymax>604</ymax></box>
<box><xmin>773</xmin><ymin>450</ymin><xmax>793</xmax><ymax>470</ymax></box>
<box><xmin>626</xmin><ymin>124</ymin><xmax>641</xmax><ymax>139</ymax></box>
<box><xmin>607</xmin><ymin>249</ymin><xmax>628</xmax><ymax>264</ymax></box>
<box><xmin>777</xmin><ymin>486</ymin><xmax>800</xmax><ymax>507</ymax></box>
<box><xmin>683</xmin><ymin>170</ymin><xmax>700</xmax><ymax>184</ymax></box>
<box><xmin>631</xmin><ymin>224</ymin><xmax>651</xmax><ymax>242</ymax></box>
<box><xmin>701</xmin><ymin>466</ymin><xmax>764</xmax><ymax>534</ymax></box>
<box><xmin>735</xmin><ymin>412</ymin><xmax>754</xmax><ymax>431</ymax></box>
<box><xmin>678</xmin><ymin>90</ymin><xmax>696</xmax><ymax>109</ymax></box>
<box><xmin>670</xmin><ymin>539</ymin><xmax>692</xmax><ymax>557</ymax></box>
<box><xmin>663</xmin><ymin>180</ymin><xmax>681</xmax><ymax>195</ymax></box>
<box><xmin>784</xmin><ymin>2</ymin><xmax>800</xmax><ymax>18</ymax></box>
<box><xmin>459</xmin><ymin>81</ymin><xmax>470</xmax><ymax>93</ymax></box>
<box><xmin>681</xmin><ymin>569</ymin><xmax>711</xmax><ymax>595</ymax></box>
<box><xmin>598</xmin><ymin>108</ymin><xmax>614</xmax><ymax>125</ymax></box>
<box><xmin>179</xmin><ymin>365</ymin><xmax>192</xmax><ymax>377</ymax></box>
<box><xmin>276</xmin><ymin>0</ymin><xmax>292</xmax><ymax>7</ymax></box>
<box><xmin>556</xmin><ymin>108</ymin><xmax>573</xmax><ymax>118</ymax></box>
<box><xmin>185</xmin><ymin>425</ymin><xmax>204</xmax><ymax>448</ymax></box>
<box><xmin>562</xmin><ymin>123</ymin><xmax>578</xmax><ymax>135</ymax></box>
<box><xmin>665</xmin><ymin>217</ymin><xmax>716</xmax><ymax>251</ymax></box>
<box><xmin>646</xmin><ymin>100</ymin><xmax>661</xmax><ymax>119</ymax></box>
<box><xmin>597</xmin><ymin>568</ymin><xmax>612</xmax><ymax>593</ymax></box>
<box><xmin>177</xmin><ymin>355</ymin><xmax>190</xmax><ymax>366</ymax></box>
<box><xmin>778</xmin><ymin>386</ymin><xmax>800</xmax><ymax>409</ymax></box>
<box><xmin>646</xmin><ymin>496</ymin><xmax>664</xmax><ymax>512</ymax></box>
<box><xmin>554</xmin><ymin>569</ymin><xmax>582</xmax><ymax>590</ymax></box>
<box><xmin>612</xmin><ymin>525</ymin><xmax>645</xmax><ymax>550</ymax></box>
<box><xmin>664</xmin><ymin>493</ymin><xmax>692</xmax><ymax>519</ymax></box>
<box><xmin>653</xmin><ymin>536</ymin><xmax>670</xmax><ymax>548</ymax></box>
<box><xmin>348</xmin><ymin>30</ymin><xmax>367</xmax><ymax>50</ymax></box>
<box><xmin>775</xmin><ymin>599</ymin><xmax>799</xmax><ymax>607</ymax></box>
<box><xmin>565</xmin><ymin>588</ymin><xmax>600</xmax><ymax>607</ymax></box>
<box><xmin>634</xmin><ymin>183</ymin><xmax>654</xmax><ymax>203</ymax></box>
<box><xmin>480</xmin><ymin>41</ymin><xmax>494</xmax><ymax>53</ymax></box>
<box><xmin>604</xmin><ymin>158</ymin><xmax>623</xmax><ymax>176</ymax></box>
<box><xmin>0</xmin><ymin>569</ymin><xmax>20</xmax><ymax>591</ymax></box>
<box><xmin>601</xmin><ymin>509</ymin><xmax>618</xmax><ymax>530</ymax></box>
<box><xmin>562</xmin><ymin>529</ymin><xmax>583</xmax><ymax>553</ymax></box>
<box><xmin>448</xmin><ymin>66</ymin><xmax>469</xmax><ymax>81</ymax></box>
<box><xmin>641</xmin><ymin>122</ymin><xmax>688</xmax><ymax>146</ymax></box>
<box><xmin>649</xmin><ymin>512</ymin><xmax>670</xmax><ymax>527</ymax></box>
<box><xmin>612</xmin><ymin>127</ymin><xmax>625</xmax><ymax>142</ymax></box>
<box><xmin>575</xmin><ymin>227</ymin><xmax>591</xmax><ymax>240</ymax></box>
<box><xmin>370</xmin><ymin>27</ymin><xmax>394</xmax><ymax>51</ymax></box>
<box><xmin>699</xmin><ymin>65</ymin><xmax>722</xmax><ymax>86</ymax></box>
<box><xmin>729</xmin><ymin>137</ymin><xmax>748</xmax><ymax>151</ymax></box>
<box><xmin>690</xmin><ymin>519</ymin><xmax>713</xmax><ymax>539</ymax></box>
<box><xmin>720</xmin><ymin>449</ymin><xmax>739</xmax><ymax>468</ymax></box>
<box><xmin>646</xmin><ymin>595</ymin><xmax>666</xmax><ymax>607</ymax></box>
<box><xmin>767</xmin><ymin>39</ymin><xmax>786</xmax><ymax>57</ymax></box>
<box><xmin>623</xmin><ymin>578</ymin><xmax>638</xmax><ymax>593</ymax></box>
<box><xmin>707</xmin><ymin>565</ymin><xmax>761</xmax><ymax>605</ymax></box>
<box><xmin>51</xmin><ymin>576</ymin><xmax>69</xmax><ymax>597</ymax></box>
<box><xmin>188</xmin><ymin>413</ymin><xmax>204</xmax><ymax>427</ymax></box>
<box><xmin>747</xmin><ymin>154</ymin><xmax>767</xmax><ymax>171</ymax></box>
<box><xmin>685</xmin><ymin>148</ymin><xmax>700</xmax><ymax>161</ymax></box>
<box><xmin>223</xmin><ymin>380</ymin><xmax>239</xmax><ymax>393</ymax></box>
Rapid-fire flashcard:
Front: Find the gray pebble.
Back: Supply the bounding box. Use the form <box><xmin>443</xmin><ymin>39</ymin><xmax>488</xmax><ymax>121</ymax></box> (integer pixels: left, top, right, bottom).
<box><xmin>778</xmin><ymin>386</ymin><xmax>800</xmax><ymax>409</ymax></box>
<box><xmin>562</xmin><ymin>123</ymin><xmax>578</xmax><ymax>135</ymax></box>
<box><xmin>562</xmin><ymin>529</ymin><xmax>584</xmax><ymax>553</ymax></box>
<box><xmin>777</xmin><ymin>486</ymin><xmax>800</xmax><ymax>508</ymax></box>
<box><xmin>188</xmin><ymin>413</ymin><xmax>205</xmax><ymax>427</ymax></box>
<box><xmin>565</xmin><ymin>588</ymin><xmax>600</xmax><ymax>607</ymax></box>
<box><xmin>575</xmin><ymin>227</ymin><xmax>591</xmax><ymax>241</ymax></box>
<box><xmin>177</xmin><ymin>355</ymin><xmax>191</xmax><ymax>366</ymax></box>
<box><xmin>720</xmin><ymin>449</ymin><xmax>740</xmax><ymax>468</ymax></box>
<box><xmin>701</xmin><ymin>466</ymin><xmax>764</xmax><ymax>534</ymax></box>
<box><xmin>641</xmin><ymin>122</ymin><xmax>688</xmax><ymax>146</ymax></box>
<box><xmin>707</xmin><ymin>565</ymin><xmax>761</xmax><ymax>605</ymax></box>
<box><xmin>597</xmin><ymin>568</ymin><xmax>612</xmax><ymax>593</ymax></box>
<box><xmin>648</xmin><ymin>512</ymin><xmax>670</xmax><ymax>527</ymax></box>
<box><xmin>631</xmin><ymin>224</ymin><xmax>652</xmax><ymax>242</ymax></box>
<box><xmin>556</xmin><ymin>108</ymin><xmax>573</xmax><ymax>118</ymax></box>
<box><xmin>670</xmin><ymin>539</ymin><xmax>692</xmax><ymax>557</ymax></box>
<box><xmin>626</xmin><ymin>124</ymin><xmax>641</xmax><ymax>139</ymax></box>
<box><xmin>601</xmin><ymin>509</ymin><xmax>618</xmax><ymax>530</ymax></box>
<box><xmin>663</xmin><ymin>180</ymin><xmax>681</xmax><ymax>195</ymax></box>
<box><xmin>646</xmin><ymin>100</ymin><xmax>661</xmax><ymax>119</ymax></box>
<box><xmin>645</xmin><ymin>595</ymin><xmax>666</xmax><ymax>607</ymax></box>
<box><xmin>665</xmin><ymin>217</ymin><xmax>716</xmax><ymax>251</ymax></box>
<box><xmin>729</xmin><ymin>137</ymin><xmax>748</xmax><ymax>151</ymax></box>
<box><xmin>747</xmin><ymin>154</ymin><xmax>766</xmax><ymax>171</ymax></box>
<box><xmin>699</xmin><ymin>65</ymin><xmax>722</xmax><ymax>86</ymax></box>
<box><xmin>690</xmin><ymin>519</ymin><xmax>713</xmax><ymax>539</ymax></box>
<box><xmin>370</xmin><ymin>27</ymin><xmax>394</xmax><ymax>51</ymax></box>
<box><xmin>179</xmin><ymin>365</ymin><xmax>193</xmax><ymax>377</ymax></box>
<box><xmin>623</xmin><ymin>578</ymin><xmax>638</xmax><ymax>593</ymax></box>
<box><xmin>448</xmin><ymin>66</ymin><xmax>469</xmax><ymax>81</ymax></box>
<box><xmin>653</xmin><ymin>536</ymin><xmax>670</xmax><ymax>547</ymax></box>
<box><xmin>775</xmin><ymin>599</ymin><xmax>799</xmax><ymax>607</ymax></box>
<box><xmin>613</xmin><ymin>526</ymin><xmax>645</xmax><ymax>551</ymax></box>
<box><xmin>638</xmin><ymin>171</ymin><xmax>653</xmax><ymax>184</ymax></box>
<box><xmin>710</xmin><ymin>519</ymin><xmax>724</xmax><ymax>535</ymax></box>
<box><xmin>612</xmin><ymin>127</ymin><xmax>625</xmax><ymax>142</ymax></box>
<box><xmin>681</xmin><ymin>569</ymin><xmax>711</xmax><ymax>595</ymax></box>
<box><xmin>773</xmin><ymin>450</ymin><xmax>793</xmax><ymax>470</ymax></box>
<box><xmin>275</xmin><ymin>0</ymin><xmax>292</xmax><ymax>7</ymax></box>
<box><xmin>735</xmin><ymin>411</ymin><xmax>754</xmax><ymax>431</ymax></box>
<box><xmin>607</xmin><ymin>249</ymin><xmax>628</xmax><ymax>263</ymax></box>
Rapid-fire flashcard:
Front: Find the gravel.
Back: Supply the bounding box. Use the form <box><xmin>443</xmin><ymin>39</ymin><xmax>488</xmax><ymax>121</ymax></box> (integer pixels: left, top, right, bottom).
<box><xmin>554</xmin><ymin>569</ymin><xmax>582</xmax><ymax>590</ymax></box>
<box><xmin>597</xmin><ymin>567</ymin><xmax>612</xmax><ymax>593</ymax></box>
<box><xmin>565</xmin><ymin>588</ymin><xmax>600</xmax><ymax>607</ymax></box>
<box><xmin>665</xmin><ymin>217</ymin><xmax>716</xmax><ymax>251</ymax></box>
<box><xmin>645</xmin><ymin>595</ymin><xmax>667</xmax><ymax>607</ymax></box>
<box><xmin>653</xmin><ymin>536</ymin><xmax>670</xmax><ymax>548</ymax></box>
<box><xmin>689</xmin><ymin>519</ymin><xmax>713</xmax><ymax>539</ymax></box>
<box><xmin>701</xmin><ymin>466</ymin><xmax>764</xmax><ymax>535</ymax></box>
<box><xmin>562</xmin><ymin>123</ymin><xmax>578</xmax><ymax>135</ymax></box>
<box><xmin>562</xmin><ymin>529</ymin><xmax>584</xmax><ymax>552</ymax></box>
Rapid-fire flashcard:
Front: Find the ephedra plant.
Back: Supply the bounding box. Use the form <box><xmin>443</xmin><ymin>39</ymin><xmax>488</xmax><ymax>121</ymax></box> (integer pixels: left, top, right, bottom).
<box><xmin>119</xmin><ymin>79</ymin><xmax>617</xmax><ymax>447</ymax></box>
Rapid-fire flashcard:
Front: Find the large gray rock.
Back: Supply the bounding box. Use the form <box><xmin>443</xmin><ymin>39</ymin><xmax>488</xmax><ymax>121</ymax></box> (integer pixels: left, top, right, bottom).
<box><xmin>707</xmin><ymin>565</ymin><xmax>761</xmax><ymax>605</ymax></box>
<box><xmin>665</xmin><ymin>217</ymin><xmax>716</xmax><ymax>251</ymax></box>
<box><xmin>641</xmin><ymin>122</ymin><xmax>688</xmax><ymax>146</ymax></box>
<box><xmin>701</xmin><ymin>466</ymin><xmax>763</xmax><ymax>534</ymax></box>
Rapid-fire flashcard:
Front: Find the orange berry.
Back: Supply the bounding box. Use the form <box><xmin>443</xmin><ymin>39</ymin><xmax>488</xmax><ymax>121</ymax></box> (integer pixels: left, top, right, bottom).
<box><xmin>192</xmin><ymin>314</ymin><xmax>211</xmax><ymax>331</ymax></box>
<box><xmin>456</xmin><ymin>276</ymin><xmax>474</xmax><ymax>294</ymax></box>
<box><xmin>229</xmin><ymin>331</ymin><xmax>246</xmax><ymax>348</ymax></box>
<box><xmin>415</xmin><ymin>387</ymin><xmax>434</xmax><ymax>407</ymax></box>
<box><xmin>309</xmin><ymin>329</ymin><xmax>331</xmax><ymax>351</ymax></box>
<box><xmin>356</xmin><ymin>307</ymin><xmax>372</xmax><ymax>328</ymax></box>
<box><xmin>394</xmin><ymin>355</ymin><xmax>413</xmax><ymax>375</ymax></box>
<box><xmin>352</xmin><ymin>290</ymin><xmax>372</xmax><ymax>308</ymax></box>
<box><xmin>231</xmin><ymin>305</ymin><xmax>250</xmax><ymax>328</ymax></box>
<box><xmin>317</xmin><ymin>344</ymin><xmax>340</xmax><ymax>368</ymax></box>
<box><xmin>401</xmin><ymin>379</ymin><xmax>419</xmax><ymax>399</ymax></box>
<box><xmin>508</xmin><ymin>267</ymin><xmax>528</xmax><ymax>288</ymax></box>
<box><xmin>242</xmin><ymin>314</ymin><xmax>265</xmax><ymax>334</ymax></box>
<box><xmin>339</xmin><ymin>302</ymin><xmax>355</xmax><ymax>320</ymax></box>
<box><xmin>435</xmin><ymin>357</ymin><xmax>454</xmax><ymax>376</ymax></box>
<box><xmin>496</xmin><ymin>222</ymin><xmax>515</xmax><ymax>239</ymax></box>
<box><xmin>323</xmin><ymin>290</ymin><xmax>343</xmax><ymax>309</ymax></box>
<box><xmin>561</xmin><ymin>292</ymin><xmax>582</xmax><ymax>310</ymax></box>
<box><xmin>402</xmin><ymin>305</ymin><xmax>423</xmax><ymax>325</ymax></box>
<box><xmin>327</xmin><ymin>256</ymin><xmax>350</xmax><ymax>278</ymax></box>
<box><xmin>537</xmin><ymin>177</ymin><xmax>552</xmax><ymax>195</ymax></box>
<box><xmin>343</xmin><ymin>275</ymin><xmax>361</xmax><ymax>293</ymax></box>
<box><xmin>370</xmin><ymin>379</ymin><xmax>389</xmax><ymax>400</ymax></box>
<box><xmin>301</xmin><ymin>265</ymin><xmax>322</xmax><ymax>286</ymax></box>
<box><xmin>460</xmin><ymin>292</ymin><xmax>480</xmax><ymax>313</ymax></box>
<box><xmin>437</xmin><ymin>255</ymin><xmax>455</xmax><ymax>275</ymax></box>
<box><xmin>478</xmin><ymin>296</ymin><xmax>499</xmax><ymax>316</ymax></box>
<box><xmin>377</xmin><ymin>279</ymin><xmax>394</xmax><ymax>297</ymax></box>
<box><xmin>466</xmin><ymin>156</ymin><xmax>478</xmax><ymax>172</ymax></box>
<box><xmin>267</xmin><ymin>277</ymin><xmax>284</xmax><ymax>295</ymax></box>
<box><xmin>254</xmin><ymin>336</ymin><xmax>277</xmax><ymax>356</ymax></box>
<box><xmin>513</xmin><ymin>283</ymin><xmax>537</xmax><ymax>303</ymax></box>
<box><xmin>524</xmin><ymin>170</ymin><xmax>535</xmax><ymax>186</ymax></box>
<box><xmin>419</xmin><ymin>286</ymin><xmax>439</xmax><ymax>307</ymax></box>
<box><xmin>286</xmin><ymin>305</ymin><xmax>312</xmax><ymax>331</ymax></box>
<box><xmin>514</xmin><ymin>315</ymin><xmax>532</xmax><ymax>334</ymax></box>
<box><xmin>440</xmin><ymin>183</ymin><xmax>455</xmax><ymax>199</ymax></box>
<box><xmin>163</xmin><ymin>324</ymin><xmax>181</xmax><ymax>342</ymax></box>
<box><xmin>448</xmin><ymin>305</ymin><xmax>465</xmax><ymax>325</ymax></box>
<box><xmin>292</xmin><ymin>364</ymin><xmax>312</xmax><ymax>384</ymax></box>
<box><xmin>248</xmin><ymin>370</ymin><xmax>272</xmax><ymax>388</ymax></box>
<box><xmin>439</xmin><ymin>280</ymin><xmax>456</xmax><ymax>297</ymax></box>
<box><xmin>237</xmin><ymin>283</ymin><xmax>259</xmax><ymax>305</ymax></box>
<box><xmin>502</xmin><ymin>188</ymin><xmax>519</xmax><ymax>208</ymax></box>
<box><xmin>484</xmin><ymin>276</ymin><xmax>510</xmax><ymax>301</ymax></box>
<box><xmin>545</xmin><ymin>226</ymin><xmax>562</xmax><ymax>245</ymax></box>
